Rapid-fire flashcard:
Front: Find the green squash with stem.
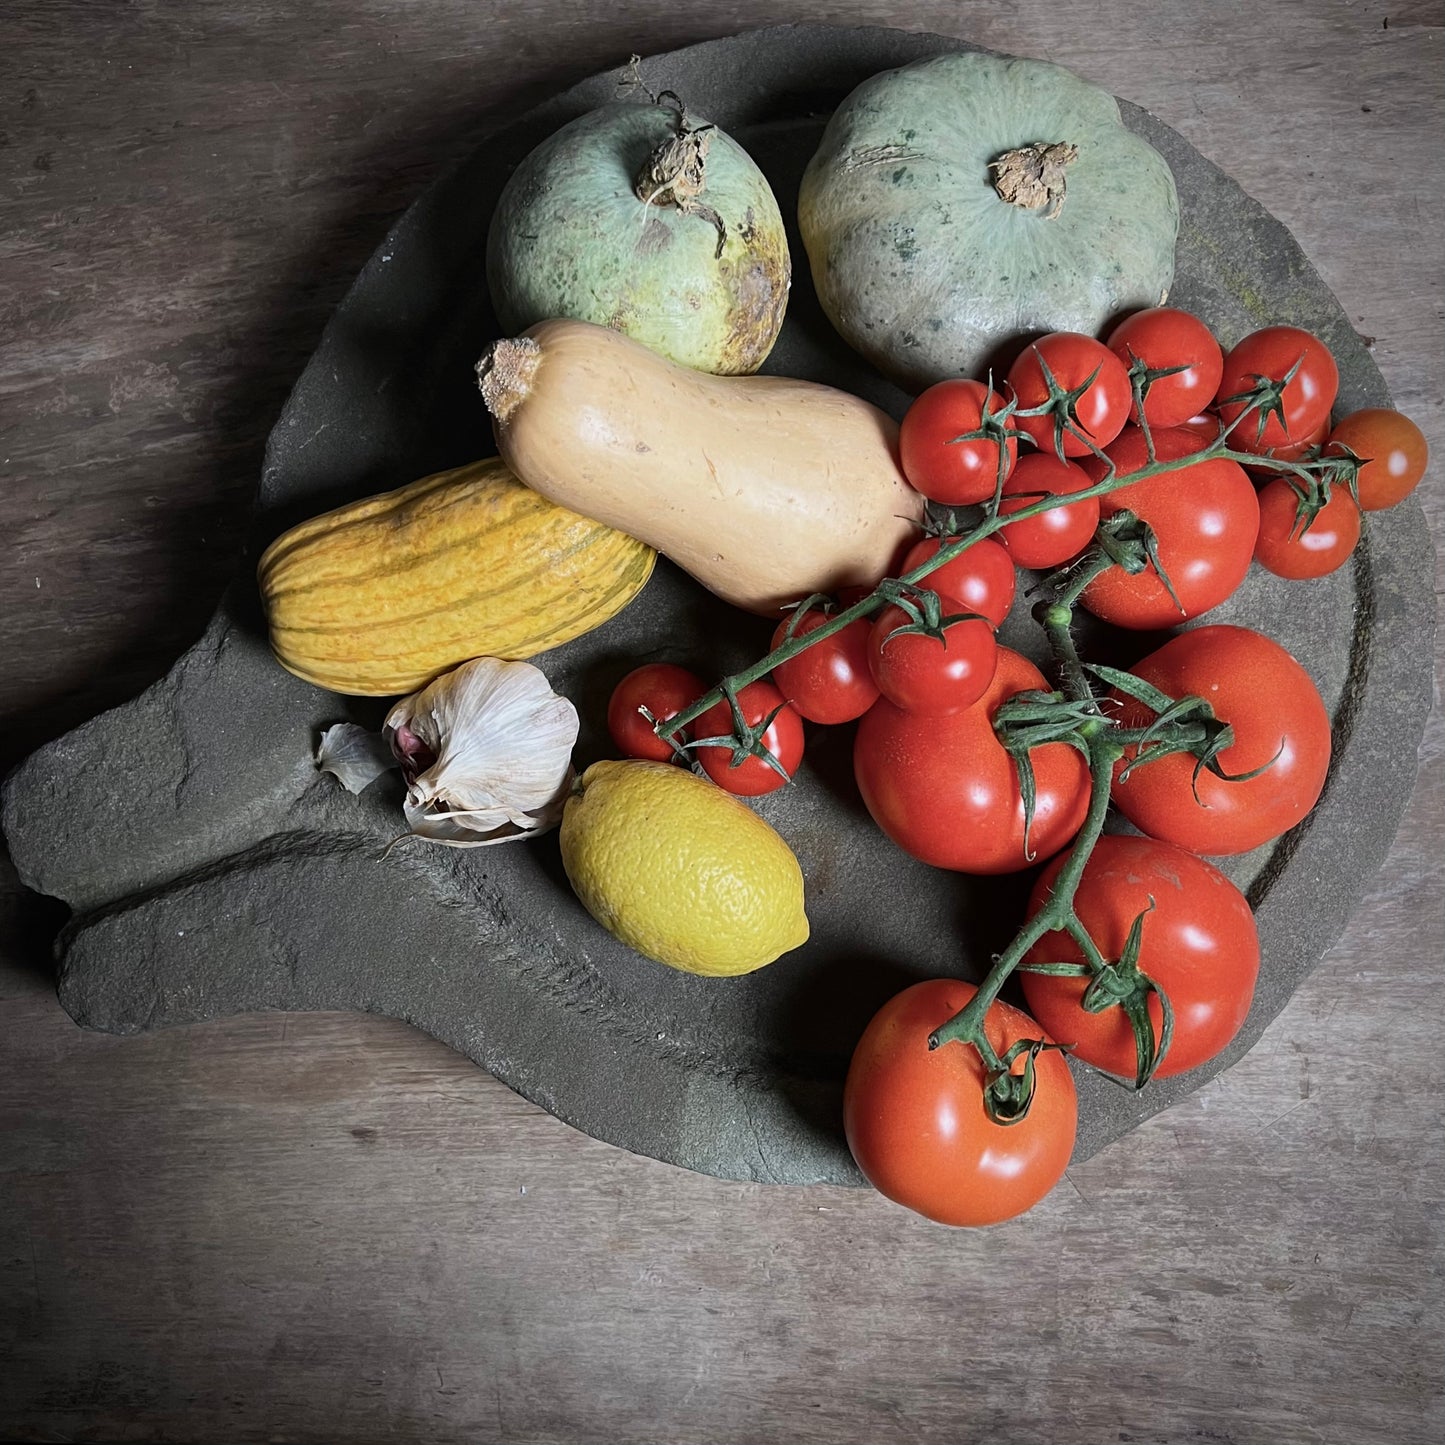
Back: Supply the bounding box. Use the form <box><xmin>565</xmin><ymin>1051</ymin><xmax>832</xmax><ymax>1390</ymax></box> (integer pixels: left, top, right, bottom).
<box><xmin>798</xmin><ymin>52</ymin><xmax>1180</xmax><ymax>392</ymax></box>
<box><xmin>487</xmin><ymin>93</ymin><xmax>790</xmax><ymax>375</ymax></box>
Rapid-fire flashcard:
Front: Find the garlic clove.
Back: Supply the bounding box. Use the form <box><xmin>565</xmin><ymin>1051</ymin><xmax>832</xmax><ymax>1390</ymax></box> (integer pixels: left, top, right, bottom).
<box><xmin>384</xmin><ymin>657</ymin><xmax>579</xmax><ymax>848</ymax></box>
<box><xmin>316</xmin><ymin>722</ymin><xmax>398</xmax><ymax>794</ymax></box>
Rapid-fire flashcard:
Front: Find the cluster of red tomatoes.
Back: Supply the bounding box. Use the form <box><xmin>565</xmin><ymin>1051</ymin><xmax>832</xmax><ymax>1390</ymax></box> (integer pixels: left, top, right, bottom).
<box><xmin>604</xmin><ymin>306</ymin><xmax>1428</xmax><ymax>1228</ymax></box>
<box><xmin>904</xmin><ymin>309</ymin><xmax>1429</xmax><ymax>591</ymax></box>
<box><xmin>843</xmin><ymin>618</ymin><xmax>1336</xmax><ymax>1226</ymax></box>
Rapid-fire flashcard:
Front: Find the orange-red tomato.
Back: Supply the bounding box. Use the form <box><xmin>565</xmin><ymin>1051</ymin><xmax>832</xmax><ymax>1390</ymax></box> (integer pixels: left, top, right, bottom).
<box><xmin>607</xmin><ymin>664</ymin><xmax>706</xmax><ymax>761</ymax></box>
<box><xmin>1078</xmin><ymin>426</ymin><xmax>1259</xmax><ymax>630</ymax></box>
<box><xmin>693</xmin><ymin>681</ymin><xmax>803</xmax><ymax>796</ymax></box>
<box><xmin>854</xmin><ymin>647</ymin><xmax>1090</xmax><ymax>874</ymax></box>
<box><xmin>844</xmin><ymin>979</ymin><xmax>1077</xmax><ymax>1227</ymax></box>
<box><xmin>1327</xmin><ymin>408</ymin><xmax>1430</xmax><ymax>511</ymax></box>
<box><xmin>1021</xmin><ymin>835</ymin><xmax>1260</xmax><ymax>1079</ymax></box>
<box><xmin>996</xmin><ymin>453</ymin><xmax>1100</xmax><ymax>570</ymax></box>
<box><xmin>899</xmin><ymin>378</ymin><xmax>1018</xmax><ymax>505</ymax></box>
<box><xmin>770</xmin><ymin>609</ymin><xmax>878</xmax><ymax>724</ymax></box>
<box><xmin>900</xmin><ymin>536</ymin><xmax>1016</xmax><ymax>628</ymax></box>
<box><xmin>1106</xmin><ymin>307</ymin><xmax>1225</xmax><ymax>430</ymax></box>
<box><xmin>1215</xmin><ymin>326</ymin><xmax>1338</xmax><ymax>454</ymax></box>
<box><xmin>1007</xmin><ymin>333</ymin><xmax>1132</xmax><ymax>458</ymax></box>
<box><xmin>1109</xmin><ymin>625</ymin><xmax>1331</xmax><ymax>855</ymax></box>
<box><xmin>1254</xmin><ymin>478</ymin><xmax>1360</xmax><ymax>579</ymax></box>
<box><xmin>867</xmin><ymin>601</ymin><xmax>998</xmax><ymax>716</ymax></box>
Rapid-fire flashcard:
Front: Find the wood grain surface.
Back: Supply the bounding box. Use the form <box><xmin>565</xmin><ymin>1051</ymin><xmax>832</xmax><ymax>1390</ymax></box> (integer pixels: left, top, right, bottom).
<box><xmin>2</xmin><ymin>2</ymin><xmax>1442</xmax><ymax>1442</ymax></box>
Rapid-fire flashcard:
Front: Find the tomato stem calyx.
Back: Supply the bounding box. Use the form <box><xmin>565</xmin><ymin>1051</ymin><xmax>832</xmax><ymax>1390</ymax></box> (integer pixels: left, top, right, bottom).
<box><xmin>1012</xmin><ymin>348</ymin><xmax>1107</xmax><ymax>462</ymax></box>
<box><xmin>685</xmin><ymin>681</ymin><xmax>793</xmax><ymax>784</ymax></box>
<box><xmin>982</xmin><ymin>1038</ymin><xmax>1072</xmax><ymax>1124</ymax></box>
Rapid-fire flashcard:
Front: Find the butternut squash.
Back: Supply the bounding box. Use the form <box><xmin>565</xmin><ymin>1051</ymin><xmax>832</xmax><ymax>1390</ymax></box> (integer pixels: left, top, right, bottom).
<box><xmin>476</xmin><ymin>319</ymin><xmax>923</xmax><ymax>616</ymax></box>
<box><xmin>257</xmin><ymin>457</ymin><xmax>655</xmax><ymax>696</ymax></box>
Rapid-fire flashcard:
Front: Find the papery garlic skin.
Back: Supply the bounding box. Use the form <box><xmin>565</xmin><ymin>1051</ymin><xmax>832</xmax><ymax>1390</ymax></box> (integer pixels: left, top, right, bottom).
<box><xmin>383</xmin><ymin>657</ymin><xmax>579</xmax><ymax>847</ymax></box>
<box><xmin>316</xmin><ymin>722</ymin><xmax>398</xmax><ymax>795</ymax></box>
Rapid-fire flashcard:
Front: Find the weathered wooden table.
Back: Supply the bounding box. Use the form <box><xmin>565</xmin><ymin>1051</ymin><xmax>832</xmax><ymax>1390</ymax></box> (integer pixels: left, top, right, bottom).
<box><xmin>2</xmin><ymin>3</ymin><xmax>1441</xmax><ymax>1441</ymax></box>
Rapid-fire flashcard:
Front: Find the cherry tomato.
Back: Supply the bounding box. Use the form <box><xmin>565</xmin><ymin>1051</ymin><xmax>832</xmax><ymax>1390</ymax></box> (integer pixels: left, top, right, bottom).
<box><xmin>1109</xmin><ymin>625</ymin><xmax>1332</xmax><ymax>855</ymax></box>
<box><xmin>854</xmin><ymin>646</ymin><xmax>1091</xmax><ymax>874</ymax></box>
<box><xmin>867</xmin><ymin>600</ymin><xmax>997</xmax><ymax>715</ymax></box>
<box><xmin>607</xmin><ymin>663</ymin><xmax>706</xmax><ymax>762</ymax></box>
<box><xmin>1253</xmin><ymin>478</ymin><xmax>1361</xmax><ymax>579</ymax></box>
<box><xmin>1078</xmin><ymin>425</ymin><xmax>1259</xmax><ymax>630</ymax></box>
<box><xmin>693</xmin><ymin>681</ymin><xmax>804</xmax><ymax>796</ymax></box>
<box><xmin>844</xmin><ymin>979</ymin><xmax>1077</xmax><ymax>1227</ymax></box>
<box><xmin>770</xmin><ymin>609</ymin><xmax>878</xmax><ymax>724</ymax></box>
<box><xmin>996</xmin><ymin>453</ymin><xmax>1100</xmax><ymax>570</ymax></box>
<box><xmin>1020</xmin><ymin>835</ymin><xmax>1260</xmax><ymax>1079</ymax></box>
<box><xmin>1215</xmin><ymin>325</ymin><xmax>1339</xmax><ymax>454</ymax></box>
<box><xmin>1326</xmin><ymin>408</ymin><xmax>1430</xmax><ymax>511</ymax></box>
<box><xmin>899</xmin><ymin>378</ymin><xmax>1019</xmax><ymax>505</ymax></box>
<box><xmin>1106</xmin><ymin>307</ymin><xmax>1225</xmax><ymax>430</ymax></box>
<box><xmin>900</xmin><ymin>536</ymin><xmax>1016</xmax><ymax>628</ymax></box>
<box><xmin>1006</xmin><ymin>332</ymin><xmax>1132</xmax><ymax>458</ymax></box>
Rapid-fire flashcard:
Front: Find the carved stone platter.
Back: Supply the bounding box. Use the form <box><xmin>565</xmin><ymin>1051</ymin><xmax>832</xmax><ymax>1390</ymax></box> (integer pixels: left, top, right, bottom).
<box><xmin>3</xmin><ymin>26</ymin><xmax>1433</xmax><ymax>1183</ymax></box>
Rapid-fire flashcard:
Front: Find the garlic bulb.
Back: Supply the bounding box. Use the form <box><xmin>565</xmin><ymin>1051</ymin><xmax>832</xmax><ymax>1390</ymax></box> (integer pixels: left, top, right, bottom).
<box><xmin>383</xmin><ymin>657</ymin><xmax>579</xmax><ymax>847</ymax></box>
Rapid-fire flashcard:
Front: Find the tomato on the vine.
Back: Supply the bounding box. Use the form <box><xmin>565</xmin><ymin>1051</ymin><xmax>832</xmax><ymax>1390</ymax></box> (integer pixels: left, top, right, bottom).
<box><xmin>1253</xmin><ymin>478</ymin><xmax>1360</xmax><ymax>579</ymax></box>
<box><xmin>770</xmin><ymin>609</ymin><xmax>878</xmax><ymax>724</ymax></box>
<box><xmin>693</xmin><ymin>681</ymin><xmax>804</xmax><ymax>796</ymax></box>
<box><xmin>899</xmin><ymin>378</ymin><xmax>1018</xmax><ymax>505</ymax></box>
<box><xmin>607</xmin><ymin>663</ymin><xmax>706</xmax><ymax>762</ymax></box>
<box><xmin>1078</xmin><ymin>425</ymin><xmax>1259</xmax><ymax>630</ymax></box>
<box><xmin>1215</xmin><ymin>325</ymin><xmax>1338</xmax><ymax>454</ymax></box>
<box><xmin>867</xmin><ymin>600</ymin><xmax>997</xmax><ymax>716</ymax></box>
<box><xmin>1106</xmin><ymin>307</ymin><xmax>1224</xmax><ymax>430</ymax></box>
<box><xmin>900</xmin><ymin>536</ymin><xmax>1016</xmax><ymax>628</ymax></box>
<box><xmin>1020</xmin><ymin>835</ymin><xmax>1260</xmax><ymax>1080</ymax></box>
<box><xmin>854</xmin><ymin>646</ymin><xmax>1090</xmax><ymax>873</ymax></box>
<box><xmin>1109</xmin><ymin>625</ymin><xmax>1331</xmax><ymax>855</ymax></box>
<box><xmin>1006</xmin><ymin>332</ymin><xmax>1132</xmax><ymax>458</ymax></box>
<box><xmin>844</xmin><ymin>979</ymin><xmax>1077</xmax><ymax>1227</ymax></box>
<box><xmin>996</xmin><ymin>453</ymin><xmax>1100</xmax><ymax>570</ymax></box>
<box><xmin>1327</xmin><ymin>408</ymin><xmax>1430</xmax><ymax>511</ymax></box>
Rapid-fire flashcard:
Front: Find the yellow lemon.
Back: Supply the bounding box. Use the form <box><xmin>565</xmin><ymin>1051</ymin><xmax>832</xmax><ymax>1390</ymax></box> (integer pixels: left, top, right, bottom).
<box><xmin>559</xmin><ymin>759</ymin><xmax>809</xmax><ymax>976</ymax></box>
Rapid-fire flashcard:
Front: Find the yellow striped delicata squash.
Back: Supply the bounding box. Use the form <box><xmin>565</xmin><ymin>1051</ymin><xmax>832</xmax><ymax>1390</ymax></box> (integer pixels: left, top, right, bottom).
<box><xmin>258</xmin><ymin>457</ymin><xmax>655</xmax><ymax>696</ymax></box>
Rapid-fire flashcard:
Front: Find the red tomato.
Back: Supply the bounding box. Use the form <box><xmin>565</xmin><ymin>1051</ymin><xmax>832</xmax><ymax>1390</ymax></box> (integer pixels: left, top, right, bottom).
<box><xmin>693</xmin><ymin>681</ymin><xmax>804</xmax><ymax>796</ymax></box>
<box><xmin>1253</xmin><ymin>478</ymin><xmax>1361</xmax><ymax>579</ymax></box>
<box><xmin>607</xmin><ymin>663</ymin><xmax>706</xmax><ymax>762</ymax></box>
<box><xmin>1106</xmin><ymin>307</ymin><xmax>1225</xmax><ymax>430</ymax></box>
<box><xmin>1020</xmin><ymin>835</ymin><xmax>1260</xmax><ymax>1079</ymax></box>
<box><xmin>1109</xmin><ymin>625</ymin><xmax>1332</xmax><ymax>855</ymax></box>
<box><xmin>899</xmin><ymin>378</ymin><xmax>1019</xmax><ymax>505</ymax></box>
<box><xmin>997</xmin><ymin>453</ymin><xmax>1101</xmax><ymax>570</ymax></box>
<box><xmin>844</xmin><ymin>979</ymin><xmax>1077</xmax><ymax>1227</ymax></box>
<box><xmin>1006</xmin><ymin>333</ymin><xmax>1132</xmax><ymax>458</ymax></box>
<box><xmin>900</xmin><ymin>536</ymin><xmax>1016</xmax><ymax>628</ymax></box>
<box><xmin>1327</xmin><ymin>408</ymin><xmax>1430</xmax><ymax>511</ymax></box>
<box><xmin>1078</xmin><ymin>425</ymin><xmax>1260</xmax><ymax>630</ymax></box>
<box><xmin>1215</xmin><ymin>325</ymin><xmax>1339</xmax><ymax>454</ymax></box>
<box><xmin>867</xmin><ymin>601</ymin><xmax>997</xmax><ymax>716</ymax></box>
<box><xmin>854</xmin><ymin>646</ymin><xmax>1090</xmax><ymax>874</ymax></box>
<box><xmin>770</xmin><ymin>609</ymin><xmax>878</xmax><ymax>724</ymax></box>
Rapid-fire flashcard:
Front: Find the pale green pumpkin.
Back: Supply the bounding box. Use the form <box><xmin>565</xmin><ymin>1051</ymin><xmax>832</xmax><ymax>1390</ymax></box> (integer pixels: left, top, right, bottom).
<box><xmin>487</xmin><ymin>101</ymin><xmax>790</xmax><ymax>375</ymax></box>
<box><xmin>798</xmin><ymin>53</ymin><xmax>1180</xmax><ymax>391</ymax></box>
